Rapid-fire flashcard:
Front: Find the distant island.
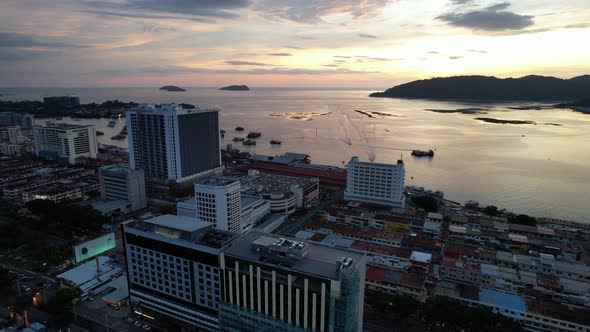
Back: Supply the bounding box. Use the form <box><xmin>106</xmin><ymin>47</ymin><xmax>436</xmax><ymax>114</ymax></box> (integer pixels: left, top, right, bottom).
<box><xmin>370</xmin><ymin>75</ymin><xmax>590</xmax><ymax>101</ymax></box>
<box><xmin>219</xmin><ymin>85</ymin><xmax>250</xmax><ymax>91</ymax></box>
<box><xmin>159</xmin><ymin>85</ymin><xmax>186</xmax><ymax>92</ymax></box>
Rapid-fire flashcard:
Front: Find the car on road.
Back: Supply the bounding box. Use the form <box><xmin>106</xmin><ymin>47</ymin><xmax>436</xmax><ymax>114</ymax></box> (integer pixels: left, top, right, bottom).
<box><xmin>127</xmin><ymin>318</ymin><xmax>134</xmax><ymax>324</ymax></box>
<box><xmin>142</xmin><ymin>324</ymin><xmax>151</xmax><ymax>330</ymax></box>
<box><xmin>134</xmin><ymin>321</ymin><xmax>142</xmax><ymax>326</ymax></box>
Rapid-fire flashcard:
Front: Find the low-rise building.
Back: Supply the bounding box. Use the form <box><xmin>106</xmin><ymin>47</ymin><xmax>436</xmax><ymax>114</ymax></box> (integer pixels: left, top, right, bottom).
<box><xmin>98</xmin><ymin>166</ymin><xmax>146</xmax><ymax>213</ymax></box>
<box><xmin>239</xmin><ymin>169</ymin><xmax>319</xmax><ymax>216</ymax></box>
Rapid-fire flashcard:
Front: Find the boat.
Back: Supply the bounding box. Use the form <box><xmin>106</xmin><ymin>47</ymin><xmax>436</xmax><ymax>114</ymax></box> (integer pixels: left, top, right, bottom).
<box><xmin>96</xmin><ymin>131</ymin><xmax>104</xmax><ymax>136</ymax></box>
<box><xmin>107</xmin><ymin>120</ymin><xmax>116</xmax><ymax>128</ymax></box>
<box><xmin>110</xmin><ymin>134</ymin><xmax>126</xmax><ymax>140</ymax></box>
<box><xmin>233</xmin><ymin>137</ymin><xmax>245</xmax><ymax>142</ymax></box>
<box><xmin>111</xmin><ymin>114</ymin><xmax>120</xmax><ymax>119</ymax></box>
<box><xmin>411</xmin><ymin>149</ymin><xmax>434</xmax><ymax>157</ymax></box>
<box><xmin>235</xmin><ymin>126</ymin><xmax>244</xmax><ymax>131</ymax></box>
<box><xmin>242</xmin><ymin>139</ymin><xmax>256</xmax><ymax>146</ymax></box>
<box><xmin>270</xmin><ymin>139</ymin><xmax>281</xmax><ymax>145</ymax></box>
<box><xmin>220</xmin><ymin>129</ymin><xmax>226</xmax><ymax>134</ymax></box>
<box><xmin>247</xmin><ymin>131</ymin><xmax>261</xmax><ymax>138</ymax></box>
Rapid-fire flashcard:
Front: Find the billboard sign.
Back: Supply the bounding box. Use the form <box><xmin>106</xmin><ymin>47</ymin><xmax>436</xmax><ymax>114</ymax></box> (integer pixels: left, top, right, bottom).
<box><xmin>74</xmin><ymin>232</ymin><xmax>116</xmax><ymax>263</ymax></box>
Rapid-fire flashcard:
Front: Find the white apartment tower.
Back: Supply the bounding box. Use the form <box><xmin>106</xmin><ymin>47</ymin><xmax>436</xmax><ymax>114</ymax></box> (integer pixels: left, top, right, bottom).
<box><xmin>344</xmin><ymin>156</ymin><xmax>406</xmax><ymax>211</ymax></box>
<box><xmin>126</xmin><ymin>103</ymin><xmax>221</xmax><ymax>183</ymax></box>
<box><xmin>195</xmin><ymin>177</ymin><xmax>242</xmax><ymax>233</ymax></box>
<box><xmin>35</xmin><ymin>123</ymin><xmax>98</xmax><ymax>164</ymax></box>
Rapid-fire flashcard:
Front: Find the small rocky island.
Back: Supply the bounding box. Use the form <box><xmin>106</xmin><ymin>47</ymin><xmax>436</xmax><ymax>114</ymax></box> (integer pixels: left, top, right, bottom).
<box><xmin>219</xmin><ymin>85</ymin><xmax>250</xmax><ymax>91</ymax></box>
<box><xmin>159</xmin><ymin>85</ymin><xmax>186</xmax><ymax>92</ymax></box>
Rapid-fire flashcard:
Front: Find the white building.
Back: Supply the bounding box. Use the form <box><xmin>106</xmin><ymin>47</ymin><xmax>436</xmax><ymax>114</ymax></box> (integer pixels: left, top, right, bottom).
<box><xmin>0</xmin><ymin>125</ymin><xmax>23</xmax><ymax>144</ymax></box>
<box><xmin>177</xmin><ymin>194</ymin><xmax>270</xmax><ymax>233</ymax></box>
<box><xmin>35</xmin><ymin>123</ymin><xmax>98</xmax><ymax>164</ymax></box>
<box><xmin>344</xmin><ymin>156</ymin><xmax>405</xmax><ymax>211</ymax></box>
<box><xmin>194</xmin><ymin>177</ymin><xmax>242</xmax><ymax>233</ymax></box>
<box><xmin>126</xmin><ymin>103</ymin><xmax>221</xmax><ymax>184</ymax></box>
<box><xmin>98</xmin><ymin>166</ymin><xmax>147</xmax><ymax>213</ymax></box>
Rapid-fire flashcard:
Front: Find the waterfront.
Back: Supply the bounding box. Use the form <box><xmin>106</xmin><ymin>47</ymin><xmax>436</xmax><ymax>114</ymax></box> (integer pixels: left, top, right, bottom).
<box><xmin>3</xmin><ymin>87</ymin><xmax>590</xmax><ymax>222</ymax></box>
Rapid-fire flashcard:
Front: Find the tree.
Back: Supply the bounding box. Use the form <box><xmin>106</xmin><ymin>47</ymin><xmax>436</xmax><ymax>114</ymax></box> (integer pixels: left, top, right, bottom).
<box><xmin>508</xmin><ymin>214</ymin><xmax>536</xmax><ymax>226</ymax></box>
<box><xmin>411</xmin><ymin>196</ymin><xmax>438</xmax><ymax>212</ymax></box>
<box><xmin>482</xmin><ymin>205</ymin><xmax>500</xmax><ymax>216</ymax></box>
<box><xmin>0</xmin><ymin>267</ymin><xmax>17</xmax><ymax>289</ymax></box>
<box><xmin>158</xmin><ymin>204</ymin><xmax>177</xmax><ymax>215</ymax></box>
<box><xmin>43</xmin><ymin>288</ymin><xmax>80</xmax><ymax>327</ymax></box>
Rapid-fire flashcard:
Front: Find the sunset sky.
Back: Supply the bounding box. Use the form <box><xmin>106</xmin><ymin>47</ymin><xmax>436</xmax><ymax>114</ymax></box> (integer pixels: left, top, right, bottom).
<box><xmin>1</xmin><ymin>0</ymin><xmax>589</xmax><ymax>87</ymax></box>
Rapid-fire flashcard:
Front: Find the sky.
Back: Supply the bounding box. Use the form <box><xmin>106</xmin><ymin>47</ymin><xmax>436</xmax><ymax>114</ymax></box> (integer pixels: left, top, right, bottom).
<box><xmin>0</xmin><ymin>0</ymin><xmax>589</xmax><ymax>88</ymax></box>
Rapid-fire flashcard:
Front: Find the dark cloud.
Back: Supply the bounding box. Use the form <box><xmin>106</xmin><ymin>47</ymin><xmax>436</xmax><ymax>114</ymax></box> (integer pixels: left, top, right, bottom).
<box><xmin>322</xmin><ymin>64</ymin><xmax>339</xmax><ymax>67</ymax></box>
<box><xmin>451</xmin><ymin>0</ymin><xmax>474</xmax><ymax>4</ymax></box>
<box><xmin>0</xmin><ymin>49</ymin><xmax>60</xmax><ymax>61</ymax></box>
<box><xmin>358</xmin><ymin>33</ymin><xmax>377</xmax><ymax>38</ymax></box>
<box><xmin>436</xmin><ymin>2</ymin><xmax>534</xmax><ymax>31</ymax></box>
<box><xmin>333</xmin><ymin>55</ymin><xmax>351</xmax><ymax>58</ymax></box>
<box><xmin>98</xmin><ymin>65</ymin><xmax>377</xmax><ymax>76</ymax></box>
<box><xmin>0</xmin><ymin>33</ymin><xmax>88</xmax><ymax>48</ymax></box>
<box><xmin>466</xmin><ymin>49</ymin><xmax>488</xmax><ymax>53</ymax></box>
<box><xmin>334</xmin><ymin>60</ymin><xmax>346</xmax><ymax>63</ymax></box>
<box><xmin>81</xmin><ymin>9</ymin><xmax>213</xmax><ymax>23</ymax></box>
<box><xmin>427</xmin><ymin>51</ymin><xmax>441</xmax><ymax>54</ymax></box>
<box><xmin>295</xmin><ymin>35</ymin><xmax>316</xmax><ymax>40</ymax></box>
<box><xmin>284</xmin><ymin>46</ymin><xmax>304</xmax><ymax>49</ymax></box>
<box><xmin>268</xmin><ymin>53</ymin><xmax>293</xmax><ymax>56</ymax></box>
<box><xmin>140</xmin><ymin>23</ymin><xmax>177</xmax><ymax>33</ymax></box>
<box><xmin>449</xmin><ymin>55</ymin><xmax>464</xmax><ymax>59</ymax></box>
<box><xmin>225</xmin><ymin>60</ymin><xmax>272</xmax><ymax>66</ymax></box>
<box><xmin>257</xmin><ymin>0</ymin><xmax>389</xmax><ymax>24</ymax></box>
<box><xmin>85</xmin><ymin>0</ymin><xmax>250</xmax><ymax>21</ymax></box>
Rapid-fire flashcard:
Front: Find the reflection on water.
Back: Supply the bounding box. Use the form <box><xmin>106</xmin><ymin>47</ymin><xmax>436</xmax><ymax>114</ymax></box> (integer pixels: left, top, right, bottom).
<box><xmin>5</xmin><ymin>87</ymin><xmax>587</xmax><ymax>222</ymax></box>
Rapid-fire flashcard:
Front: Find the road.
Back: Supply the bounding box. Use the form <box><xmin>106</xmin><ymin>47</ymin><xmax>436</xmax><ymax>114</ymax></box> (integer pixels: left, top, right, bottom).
<box><xmin>0</xmin><ymin>261</ymin><xmax>56</xmax><ymax>283</ymax></box>
<box><xmin>279</xmin><ymin>188</ymin><xmax>344</xmax><ymax>236</ymax></box>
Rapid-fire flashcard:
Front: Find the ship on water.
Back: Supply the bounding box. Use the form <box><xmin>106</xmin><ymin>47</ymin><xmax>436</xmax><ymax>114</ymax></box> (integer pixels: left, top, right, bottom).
<box><xmin>411</xmin><ymin>149</ymin><xmax>434</xmax><ymax>157</ymax></box>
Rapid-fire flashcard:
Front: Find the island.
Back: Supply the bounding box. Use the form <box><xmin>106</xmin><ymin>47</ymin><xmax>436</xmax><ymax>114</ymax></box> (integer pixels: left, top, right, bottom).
<box><xmin>159</xmin><ymin>85</ymin><xmax>186</xmax><ymax>92</ymax></box>
<box><xmin>219</xmin><ymin>85</ymin><xmax>250</xmax><ymax>91</ymax></box>
<box><xmin>369</xmin><ymin>75</ymin><xmax>590</xmax><ymax>101</ymax></box>
<box><xmin>556</xmin><ymin>98</ymin><xmax>590</xmax><ymax>114</ymax></box>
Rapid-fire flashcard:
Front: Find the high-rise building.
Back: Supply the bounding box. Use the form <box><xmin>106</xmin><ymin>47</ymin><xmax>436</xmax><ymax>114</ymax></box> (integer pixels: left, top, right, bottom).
<box><xmin>194</xmin><ymin>177</ymin><xmax>242</xmax><ymax>233</ymax></box>
<box><xmin>344</xmin><ymin>157</ymin><xmax>405</xmax><ymax>211</ymax></box>
<box><xmin>98</xmin><ymin>166</ymin><xmax>147</xmax><ymax>213</ymax></box>
<box><xmin>34</xmin><ymin>123</ymin><xmax>98</xmax><ymax>164</ymax></box>
<box><xmin>0</xmin><ymin>112</ymin><xmax>35</xmax><ymax>138</ymax></box>
<box><xmin>0</xmin><ymin>125</ymin><xmax>23</xmax><ymax>144</ymax></box>
<box><xmin>43</xmin><ymin>95</ymin><xmax>80</xmax><ymax>107</ymax></box>
<box><xmin>126</xmin><ymin>104</ymin><xmax>221</xmax><ymax>186</ymax></box>
<box><xmin>219</xmin><ymin>232</ymin><xmax>366</xmax><ymax>332</ymax></box>
<box><xmin>122</xmin><ymin>215</ymin><xmax>236</xmax><ymax>332</ymax></box>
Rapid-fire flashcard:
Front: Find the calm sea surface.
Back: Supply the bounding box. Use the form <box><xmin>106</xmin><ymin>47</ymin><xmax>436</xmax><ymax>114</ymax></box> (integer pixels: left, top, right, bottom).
<box><xmin>2</xmin><ymin>87</ymin><xmax>589</xmax><ymax>222</ymax></box>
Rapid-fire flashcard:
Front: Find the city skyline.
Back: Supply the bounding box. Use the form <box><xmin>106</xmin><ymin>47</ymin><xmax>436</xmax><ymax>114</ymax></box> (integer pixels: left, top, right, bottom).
<box><xmin>1</xmin><ymin>0</ymin><xmax>589</xmax><ymax>87</ymax></box>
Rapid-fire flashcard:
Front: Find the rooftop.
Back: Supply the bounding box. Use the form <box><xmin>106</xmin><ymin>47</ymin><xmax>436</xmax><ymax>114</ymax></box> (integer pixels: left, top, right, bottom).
<box><xmin>126</xmin><ymin>214</ymin><xmax>236</xmax><ymax>249</ymax></box>
<box><xmin>224</xmin><ymin>231</ymin><xmax>364</xmax><ymax>280</ymax></box>
<box><xmin>239</xmin><ymin>169</ymin><xmax>318</xmax><ymax>194</ymax></box>
<box><xmin>129</xmin><ymin>103</ymin><xmax>220</xmax><ymax>115</ymax></box>
<box><xmin>479</xmin><ymin>288</ymin><xmax>527</xmax><ymax>312</ymax></box>
<box><xmin>196</xmin><ymin>176</ymin><xmax>239</xmax><ymax>187</ymax></box>
<box><xmin>39</xmin><ymin>123</ymin><xmax>94</xmax><ymax>130</ymax></box>
<box><xmin>143</xmin><ymin>214</ymin><xmax>210</xmax><ymax>233</ymax></box>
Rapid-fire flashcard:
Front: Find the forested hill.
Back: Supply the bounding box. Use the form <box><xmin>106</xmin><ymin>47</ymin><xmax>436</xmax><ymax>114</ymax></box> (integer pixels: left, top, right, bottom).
<box><xmin>370</xmin><ymin>75</ymin><xmax>590</xmax><ymax>101</ymax></box>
